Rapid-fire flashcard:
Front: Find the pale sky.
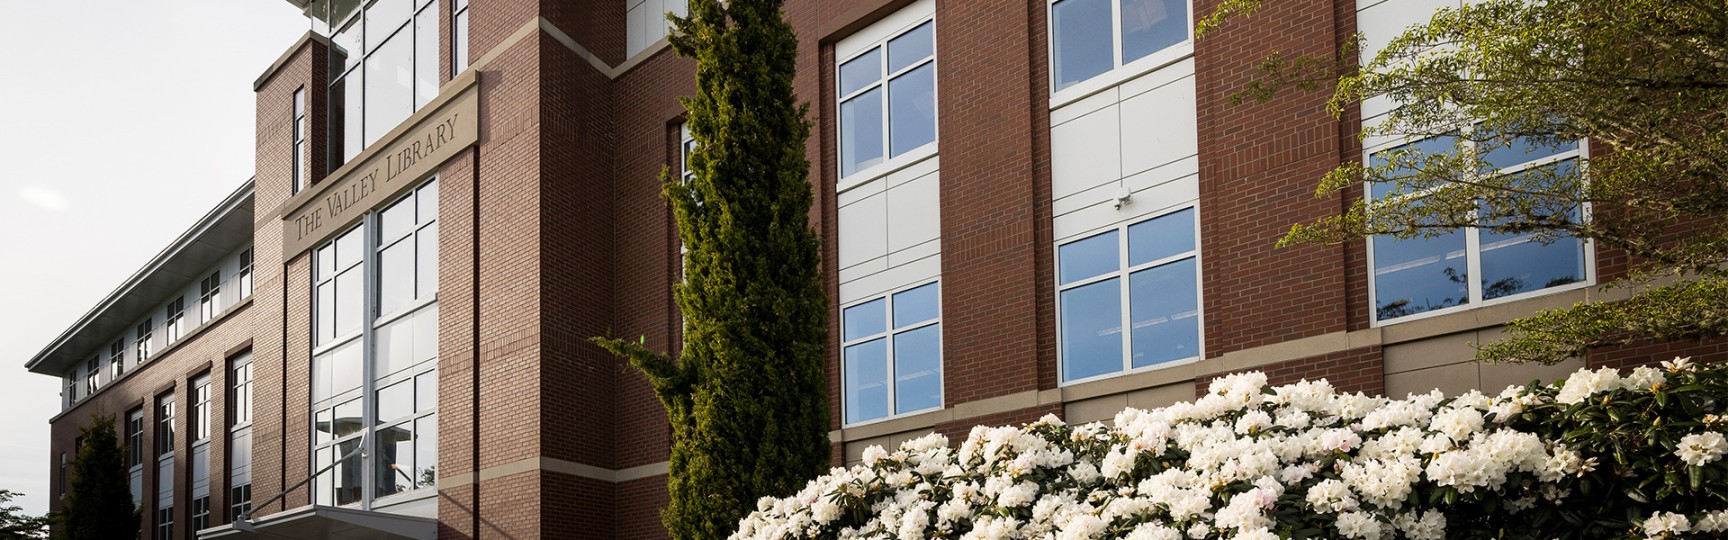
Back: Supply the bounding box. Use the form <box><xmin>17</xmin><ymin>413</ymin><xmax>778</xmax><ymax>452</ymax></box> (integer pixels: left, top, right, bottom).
<box><xmin>0</xmin><ymin>0</ymin><xmax>307</xmax><ymax>517</ymax></box>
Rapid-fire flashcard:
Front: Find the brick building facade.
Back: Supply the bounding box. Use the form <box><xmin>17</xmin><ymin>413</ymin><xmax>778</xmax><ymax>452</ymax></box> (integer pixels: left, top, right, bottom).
<box><xmin>25</xmin><ymin>0</ymin><xmax>1726</xmax><ymax>538</ymax></box>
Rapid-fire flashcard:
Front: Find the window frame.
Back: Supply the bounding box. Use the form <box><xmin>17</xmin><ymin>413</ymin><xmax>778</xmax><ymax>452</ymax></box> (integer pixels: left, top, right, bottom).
<box><xmin>834</xmin><ymin>7</ymin><xmax>939</xmax><ymax>189</ymax></box>
<box><xmin>309</xmin><ymin>179</ymin><xmax>440</xmax><ymax>510</ymax></box>
<box><xmin>85</xmin><ymin>356</ymin><xmax>100</xmax><ymax>396</ymax></box>
<box><xmin>136</xmin><ymin>319</ymin><xmax>154</xmax><ymax>363</ymax></box>
<box><xmin>1055</xmin><ymin>204</ymin><xmax>1204</xmax><ymax>386</ymax></box>
<box><xmin>165</xmin><ymin>297</ymin><xmax>186</xmax><ymax>345</ymax></box>
<box><xmin>839</xmin><ymin>280</ymin><xmax>943</xmax><ymax>427</ymax></box>
<box><xmin>239</xmin><ymin>248</ymin><xmax>254</xmax><ymax>300</ymax></box>
<box><xmin>199</xmin><ymin>271</ymin><xmax>222</xmax><ymax>324</ymax></box>
<box><xmin>1363</xmin><ymin>135</ymin><xmax>1595</xmax><ymax>326</ymax></box>
<box><xmin>292</xmin><ymin>87</ymin><xmax>307</xmax><ymax>194</ymax></box>
<box><xmin>109</xmin><ymin>340</ymin><xmax>125</xmax><ymax>381</ymax></box>
<box><xmin>1046</xmin><ymin>0</ymin><xmax>1196</xmax><ymax>107</ymax></box>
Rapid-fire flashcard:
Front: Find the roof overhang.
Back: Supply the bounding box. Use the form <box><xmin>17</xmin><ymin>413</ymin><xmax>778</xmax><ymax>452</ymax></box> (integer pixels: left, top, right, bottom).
<box><xmin>23</xmin><ymin>180</ymin><xmax>255</xmax><ymax>376</ymax></box>
<box><xmin>200</xmin><ymin>505</ymin><xmax>436</xmax><ymax>540</ymax></box>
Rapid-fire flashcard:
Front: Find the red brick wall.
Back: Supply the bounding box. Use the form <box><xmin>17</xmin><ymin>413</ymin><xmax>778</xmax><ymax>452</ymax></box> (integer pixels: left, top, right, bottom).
<box><xmin>1194</xmin><ymin>0</ymin><xmax>1365</xmax><ymax>358</ymax></box>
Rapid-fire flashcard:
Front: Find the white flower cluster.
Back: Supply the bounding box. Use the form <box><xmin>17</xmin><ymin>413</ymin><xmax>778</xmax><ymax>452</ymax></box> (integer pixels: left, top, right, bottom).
<box><xmin>733</xmin><ymin>359</ymin><xmax>1726</xmax><ymax>540</ymax></box>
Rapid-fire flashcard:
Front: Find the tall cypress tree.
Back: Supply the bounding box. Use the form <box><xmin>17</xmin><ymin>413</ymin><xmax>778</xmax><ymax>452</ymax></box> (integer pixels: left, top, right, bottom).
<box><xmin>61</xmin><ymin>415</ymin><xmax>138</xmax><ymax>540</ymax></box>
<box><xmin>592</xmin><ymin>0</ymin><xmax>830</xmax><ymax>538</ymax></box>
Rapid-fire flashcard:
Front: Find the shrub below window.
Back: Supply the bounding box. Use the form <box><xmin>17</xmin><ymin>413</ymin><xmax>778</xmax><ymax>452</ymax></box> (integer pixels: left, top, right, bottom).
<box><xmin>735</xmin><ymin>357</ymin><xmax>1728</xmax><ymax>539</ymax></box>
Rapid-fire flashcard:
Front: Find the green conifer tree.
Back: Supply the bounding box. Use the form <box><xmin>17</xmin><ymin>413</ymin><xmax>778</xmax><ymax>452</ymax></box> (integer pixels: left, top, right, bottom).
<box><xmin>592</xmin><ymin>0</ymin><xmax>830</xmax><ymax>538</ymax></box>
<box><xmin>61</xmin><ymin>415</ymin><xmax>138</xmax><ymax>540</ymax></box>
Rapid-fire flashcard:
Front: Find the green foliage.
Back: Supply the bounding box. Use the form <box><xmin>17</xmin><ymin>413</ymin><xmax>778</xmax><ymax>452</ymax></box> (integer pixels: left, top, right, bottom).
<box><xmin>591</xmin><ymin>0</ymin><xmax>830</xmax><ymax>538</ymax></box>
<box><xmin>61</xmin><ymin>415</ymin><xmax>138</xmax><ymax>540</ymax></box>
<box><xmin>0</xmin><ymin>490</ymin><xmax>48</xmax><ymax>540</ymax></box>
<box><xmin>1207</xmin><ymin>0</ymin><xmax>1728</xmax><ymax>364</ymax></box>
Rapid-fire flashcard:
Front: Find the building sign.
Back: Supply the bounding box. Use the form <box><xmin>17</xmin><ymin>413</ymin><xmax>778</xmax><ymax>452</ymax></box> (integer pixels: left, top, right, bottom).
<box><xmin>281</xmin><ymin>78</ymin><xmax>478</xmax><ymax>256</ymax></box>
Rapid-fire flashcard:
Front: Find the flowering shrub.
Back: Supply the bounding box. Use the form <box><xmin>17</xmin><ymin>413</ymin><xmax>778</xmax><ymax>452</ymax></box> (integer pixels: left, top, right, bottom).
<box><xmin>734</xmin><ymin>358</ymin><xmax>1728</xmax><ymax>539</ymax></box>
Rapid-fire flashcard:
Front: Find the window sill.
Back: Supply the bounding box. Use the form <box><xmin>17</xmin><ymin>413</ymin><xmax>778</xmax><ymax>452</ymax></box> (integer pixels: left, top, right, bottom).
<box><xmin>1050</xmin><ymin>42</ymin><xmax>1194</xmax><ymax>111</ymax></box>
<box><xmin>837</xmin><ymin>144</ymin><xmax>939</xmax><ymax>195</ymax></box>
<box><xmin>1371</xmin><ymin>278</ymin><xmax>1595</xmax><ymax>330</ymax></box>
<box><xmin>1058</xmin><ymin>355</ymin><xmax>1201</xmax><ymax>389</ymax></box>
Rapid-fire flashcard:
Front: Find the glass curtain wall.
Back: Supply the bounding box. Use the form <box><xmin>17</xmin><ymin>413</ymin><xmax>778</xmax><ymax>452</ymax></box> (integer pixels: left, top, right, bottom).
<box><xmin>311</xmin><ymin>179</ymin><xmax>439</xmax><ymax>509</ymax></box>
<box><xmin>312</xmin><ymin>0</ymin><xmax>442</xmax><ymax>169</ymax></box>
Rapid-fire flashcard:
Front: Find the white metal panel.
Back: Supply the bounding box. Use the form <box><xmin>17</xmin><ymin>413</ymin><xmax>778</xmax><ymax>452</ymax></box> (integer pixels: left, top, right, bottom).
<box><xmin>627</xmin><ymin>2</ymin><xmax>649</xmax><ymax>56</ymax></box>
<box><xmin>885</xmin><ymin>171</ymin><xmax>940</xmax><ymax>254</ymax></box>
<box><xmin>839</xmin><ymin>252</ymin><xmax>942</xmax><ymax>305</ymax></box>
<box><xmin>1051</xmin><ymin>105</ymin><xmax>1123</xmax><ymax>200</ymax></box>
<box><xmin>838</xmin><ymin>191</ymin><xmax>889</xmax><ymax>270</ymax></box>
<box><xmin>1119</xmin><ymin>74</ymin><xmax>1197</xmax><ymax>178</ymax></box>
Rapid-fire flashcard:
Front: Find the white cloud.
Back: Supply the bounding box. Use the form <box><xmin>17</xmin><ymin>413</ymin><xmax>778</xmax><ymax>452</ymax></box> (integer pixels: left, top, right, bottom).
<box><xmin>17</xmin><ymin>185</ymin><xmax>68</xmax><ymax>212</ymax></box>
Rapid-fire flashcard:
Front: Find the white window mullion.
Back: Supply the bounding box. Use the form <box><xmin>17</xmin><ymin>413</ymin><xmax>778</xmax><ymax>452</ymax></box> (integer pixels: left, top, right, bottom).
<box><xmin>1117</xmin><ymin>224</ymin><xmax>1133</xmax><ymax>374</ymax></box>
<box><xmin>884</xmin><ymin>293</ymin><xmax>897</xmax><ymax>416</ymax></box>
<box><xmin>1110</xmin><ymin>0</ymin><xmax>1124</xmax><ymax>69</ymax></box>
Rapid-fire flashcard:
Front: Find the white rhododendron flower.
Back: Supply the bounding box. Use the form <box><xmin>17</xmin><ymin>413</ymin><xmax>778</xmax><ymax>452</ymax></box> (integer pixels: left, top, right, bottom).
<box><xmin>1644</xmin><ymin>511</ymin><xmax>1691</xmax><ymax>537</ymax></box>
<box><xmin>1677</xmin><ymin>432</ymin><xmax>1728</xmax><ymax>467</ymax></box>
<box><xmin>731</xmin><ymin>358</ymin><xmax>1725</xmax><ymax>540</ymax></box>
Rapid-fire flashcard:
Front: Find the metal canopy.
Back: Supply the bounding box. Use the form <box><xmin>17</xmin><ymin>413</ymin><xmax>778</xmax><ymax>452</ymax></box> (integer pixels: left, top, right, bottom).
<box><xmin>22</xmin><ymin>180</ymin><xmax>255</xmax><ymax>376</ymax></box>
<box><xmin>200</xmin><ymin>505</ymin><xmax>437</xmax><ymax>540</ymax></box>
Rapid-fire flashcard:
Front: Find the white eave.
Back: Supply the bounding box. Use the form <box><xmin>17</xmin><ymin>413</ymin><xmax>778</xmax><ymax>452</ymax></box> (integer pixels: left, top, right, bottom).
<box><xmin>22</xmin><ymin>180</ymin><xmax>256</xmax><ymax>376</ymax></box>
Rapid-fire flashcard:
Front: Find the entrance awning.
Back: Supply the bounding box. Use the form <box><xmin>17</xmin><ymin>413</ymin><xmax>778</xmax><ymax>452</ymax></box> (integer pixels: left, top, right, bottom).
<box><xmin>199</xmin><ymin>505</ymin><xmax>436</xmax><ymax>539</ymax></box>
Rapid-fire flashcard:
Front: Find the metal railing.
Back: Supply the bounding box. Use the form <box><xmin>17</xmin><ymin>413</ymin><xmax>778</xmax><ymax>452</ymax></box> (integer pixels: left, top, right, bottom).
<box><xmin>232</xmin><ymin>433</ymin><xmax>367</xmax><ymax>532</ymax></box>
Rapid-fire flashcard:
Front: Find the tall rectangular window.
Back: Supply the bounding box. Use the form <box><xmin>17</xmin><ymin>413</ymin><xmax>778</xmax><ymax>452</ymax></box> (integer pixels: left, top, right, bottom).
<box><xmin>1369</xmin><ymin>136</ymin><xmax>1589</xmax><ymax>322</ymax></box>
<box><xmin>189</xmin><ymin>374</ymin><xmax>211</xmax><ymax>535</ymax></box>
<box><xmin>136</xmin><ymin>319</ymin><xmax>154</xmax><ymax>363</ymax></box>
<box><xmin>841</xmin><ymin>282</ymin><xmax>942</xmax><ymax>425</ymax></box>
<box><xmin>127</xmin><ymin>408</ymin><xmax>144</xmax><ymax>507</ymax></box>
<box><xmin>165</xmin><ymin>298</ymin><xmax>185</xmax><ymax>344</ymax></box>
<box><xmin>200</xmin><ymin>272</ymin><xmax>221</xmax><ymax>324</ymax></box>
<box><xmin>109</xmin><ymin>340</ymin><xmax>125</xmax><ymax>381</ymax></box>
<box><xmin>238</xmin><ymin>248</ymin><xmax>254</xmax><ymax>300</ymax></box>
<box><xmin>229</xmin><ymin>352</ymin><xmax>254</xmax><ymax>521</ymax></box>
<box><xmin>312</xmin><ymin>179</ymin><xmax>439</xmax><ymax>507</ymax></box>
<box><xmin>63</xmin><ymin>374</ymin><xmax>76</xmax><ymax>408</ymax></box>
<box><xmin>323</xmin><ymin>0</ymin><xmax>442</xmax><ymax>166</ymax></box>
<box><xmin>1057</xmin><ymin>207</ymin><xmax>1201</xmax><ymax>383</ymax></box>
<box><xmin>155</xmin><ymin>392</ymin><xmax>175</xmax><ymax>540</ymax></box>
<box><xmin>1049</xmin><ymin>0</ymin><xmax>1190</xmax><ymax>92</ymax></box>
<box><xmin>453</xmin><ymin>0</ymin><xmax>470</xmax><ymax>75</ymax></box>
<box><xmin>292</xmin><ymin>88</ymin><xmax>307</xmax><ymax>194</ymax></box>
<box><xmin>837</xmin><ymin>15</ymin><xmax>937</xmax><ymax>179</ymax></box>
<box><xmin>85</xmin><ymin>357</ymin><xmax>100</xmax><ymax>396</ymax></box>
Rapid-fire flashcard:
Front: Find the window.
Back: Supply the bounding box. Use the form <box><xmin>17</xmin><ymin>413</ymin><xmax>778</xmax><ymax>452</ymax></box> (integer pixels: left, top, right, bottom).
<box><xmin>155</xmin><ymin>393</ymin><xmax>175</xmax><ymax>540</ymax></box>
<box><xmin>453</xmin><ymin>0</ymin><xmax>470</xmax><ymax>75</ymax></box>
<box><xmin>323</xmin><ymin>0</ymin><xmax>442</xmax><ymax>167</ymax></box>
<box><xmin>63</xmin><ymin>374</ymin><xmax>76</xmax><ymax>408</ymax></box>
<box><xmin>109</xmin><ymin>340</ymin><xmax>125</xmax><ymax>381</ymax></box>
<box><xmin>837</xmin><ymin>15</ymin><xmax>936</xmax><ymax>179</ymax></box>
<box><xmin>156</xmin><ymin>393</ymin><xmax>175</xmax><ymax>455</ymax></box>
<box><xmin>1369</xmin><ymin>135</ymin><xmax>1588</xmax><ymax>322</ymax></box>
<box><xmin>154</xmin><ymin>507</ymin><xmax>172</xmax><ymax>540</ymax></box>
<box><xmin>200</xmin><ymin>272</ymin><xmax>221</xmax><ymax>324</ymax></box>
<box><xmin>135</xmin><ymin>319</ymin><xmax>154</xmax><ymax>363</ymax></box>
<box><xmin>292</xmin><ymin>88</ymin><xmax>307</xmax><ymax>194</ymax></box>
<box><xmin>312</xmin><ymin>179</ymin><xmax>439</xmax><ymax>507</ymax></box>
<box><xmin>165</xmin><ymin>298</ymin><xmax>185</xmax><ymax>344</ymax></box>
<box><xmin>680</xmin><ymin>123</ymin><xmax>696</xmax><ymax>183</ymax></box>
<box><xmin>229</xmin><ymin>352</ymin><xmax>254</xmax><ymax>521</ymax></box>
<box><xmin>238</xmin><ymin>248</ymin><xmax>254</xmax><ymax>300</ymax></box>
<box><xmin>127</xmin><ymin>408</ymin><xmax>144</xmax><ymax>507</ymax></box>
<box><xmin>1057</xmin><ymin>207</ymin><xmax>1201</xmax><ymax>383</ymax></box>
<box><xmin>85</xmin><ymin>357</ymin><xmax>99</xmax><ymax>396</ymax></box>
<box><xmin>189</xmin><ymin>378</ymin><xmax>211</xmax><ymax>531</ymax></box>
<box><xmin>57</xmin><ymin>452</ymin><xmax>66</xmax><ymax>498</ymax></box>
<box><xmin>1049</xmin><ymin>0</ymin><xmax>1190</xmax><ymax>92</ymax></box>
<box><xmin>841</xmin><ymin>282</ymin><xmax>941</xmax><ymax>424</ymax></box>
<box><xmin>191</xmin><ymin>496</ymin><xmax>210</xmax><ymax>533</ymax></box>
